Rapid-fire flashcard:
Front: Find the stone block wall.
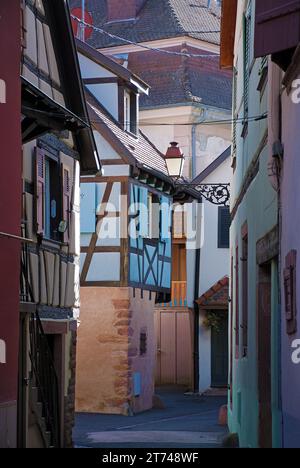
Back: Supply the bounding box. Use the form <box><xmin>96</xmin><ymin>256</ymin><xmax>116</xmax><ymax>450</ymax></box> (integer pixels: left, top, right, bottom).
<box><xmin>75</xmin><ymin>287</ymin><xmax>156</xmax><ymax>415</ymax></box>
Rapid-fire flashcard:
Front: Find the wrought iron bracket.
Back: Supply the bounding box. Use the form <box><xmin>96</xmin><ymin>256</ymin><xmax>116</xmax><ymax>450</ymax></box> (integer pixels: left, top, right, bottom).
<box><xmin>175</xmin><ymin>181</ymin><xmax>230</xmax><ymax>206</ymax></box>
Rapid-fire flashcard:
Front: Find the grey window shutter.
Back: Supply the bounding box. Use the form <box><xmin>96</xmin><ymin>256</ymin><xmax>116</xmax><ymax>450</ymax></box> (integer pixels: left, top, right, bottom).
<box><xmin>218</xmin><ymin>206</ymin><xmax>230</xmax><ymax>248</ymax></box>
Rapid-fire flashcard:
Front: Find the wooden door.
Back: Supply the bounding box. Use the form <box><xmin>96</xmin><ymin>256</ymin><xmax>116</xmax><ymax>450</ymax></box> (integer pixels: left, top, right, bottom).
<box><xmin>155</xmin><ymin>309</ymin><xmax>194</xmax><ymax>388</ymax></box>
<box><xmin>211</xmin><ymin>311</ymin><xmax>228</xmax><ymax>388</ymax></box>
<box><xmin>257</xmin><ymin>263</ymin><xmax>272</xmax><ymax>448</ymax></box>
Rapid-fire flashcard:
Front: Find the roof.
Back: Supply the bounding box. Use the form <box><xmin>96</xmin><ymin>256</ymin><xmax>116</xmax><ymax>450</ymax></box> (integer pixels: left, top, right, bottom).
<box><xmin>86</xmin><ymin>90</ymin><xmax>169</xmax><ymax>177</ymax></box>
<box><xmin>136</xmin><ymin>61</ymin><xmax>232</xmax><ymax>110</ymax></box>
<box><xmin>86</xmin><ymin>90</ymin><xmax>201</xmax><ymax>200</ymax></box>
<box><xmin>76</xmin><ymin>38</ymin><xmax>150</xmax><ymax>94</ymax></box>
<box><xmin>192</xmin><ymin>146</ymin><xmax>231</xmax><ymax>184</ymax></box>
<box><xmin>47</xmin><ymin>1</ymin><xmax>101</xmax><ymax>174</ymax></box>
<box><xmin>196</xmin><ymin>276</ymin><xmax>229</xmax><ymax>309</ymax></box>
<box><xmin>69</xmin><ymin>0</ymin><xmax>222</xmax><ymax>48</ymax></box>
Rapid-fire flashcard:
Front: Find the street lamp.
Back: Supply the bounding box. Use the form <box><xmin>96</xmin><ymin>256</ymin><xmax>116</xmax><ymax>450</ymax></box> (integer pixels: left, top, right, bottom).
<box><xmin>164</xmin><ymin>142</ymin><xmax>230</xmax><ymax>206</ymax></box>
<box><xmin>165</xmin><ymin>141</ymin><xmax>185</xmax><ymax>178</ymax></box>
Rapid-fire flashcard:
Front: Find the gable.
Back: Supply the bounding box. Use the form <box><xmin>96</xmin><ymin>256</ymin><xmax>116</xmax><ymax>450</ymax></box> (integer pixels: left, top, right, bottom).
<box><xmin>78</xmin><ymin>53</ymin><xmax>116</xmax><ymax>79</ymax></box>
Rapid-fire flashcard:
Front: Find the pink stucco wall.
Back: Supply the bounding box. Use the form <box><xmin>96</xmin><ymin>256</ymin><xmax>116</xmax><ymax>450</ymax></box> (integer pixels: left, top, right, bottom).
<box><xmin>278</xmin><ymin>72</ymin><xmax>300</xmax><ymax>447</ymax></box>
<box><xmin>75</xmin><ymin>287</ymin><xmax>156</xmax><ymax>415</ymax></box>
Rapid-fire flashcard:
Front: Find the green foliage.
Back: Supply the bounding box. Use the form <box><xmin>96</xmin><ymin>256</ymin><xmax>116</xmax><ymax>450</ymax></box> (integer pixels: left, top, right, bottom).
<box><xmin>203</xmin><ymin>311</ymin><xmax>224</xmax><ymax>332</ymax></box>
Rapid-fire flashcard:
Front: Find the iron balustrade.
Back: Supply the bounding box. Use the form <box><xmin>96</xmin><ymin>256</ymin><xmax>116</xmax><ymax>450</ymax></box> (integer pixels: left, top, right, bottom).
<box><xmin>29</xmin><ymin>312</ymin><xmax>61</xmax><ymax>448</ymax></box>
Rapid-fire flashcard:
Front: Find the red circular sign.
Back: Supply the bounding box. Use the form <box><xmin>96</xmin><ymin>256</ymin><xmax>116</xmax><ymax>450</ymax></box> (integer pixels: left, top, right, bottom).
<box><xmin>71</xmin><ymin>8</ymin><xmax>93</xmax><ymax>41</ymax></box>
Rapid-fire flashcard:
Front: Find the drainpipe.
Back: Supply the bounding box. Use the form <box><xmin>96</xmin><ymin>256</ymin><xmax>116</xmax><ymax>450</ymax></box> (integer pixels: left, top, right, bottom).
<box><xmin>193</xmin><ymin>200</ymin><xmax>201</xmax><ymax>393</ymax></box>
<box><xmin>81</xmin><ymin>0</ymin><xmax>85</xmax><ymax>42</ymax></box>
<box><xmin>192</xmin><ymin>124</ymin><xmax>197</xmax><ymax>179</ymax></box>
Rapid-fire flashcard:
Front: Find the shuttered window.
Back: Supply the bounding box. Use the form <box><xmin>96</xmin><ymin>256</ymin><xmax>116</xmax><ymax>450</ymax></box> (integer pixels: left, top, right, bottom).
<box><xmin>139</xmin><ymin>186</ymin><xmax>149</xmax><ymax>238</ymax></box>
<box><xmin>235</xmin><ymin>244</ymin><xmax>239</xmax><ymax>359</ymax></box>
<box><xmin>232</xmin><ymin>66</ymin><xmax>238</xmax><ymax>155</ymax></box>
<box><xmin>218</xmin><ymin>206</ymin><xmax>230</xmax><ymax>248</ymax></box>
<box><xmin>242</xmin><ymin>228</ymin><xmax>248</xmax><ymax>357</ymax></box>
<box><xmin>62</xmin><ymin>165</ymin><xmax>71</xmax><ymax>243</ymax></box>
<box><xmin>35</xmin><ymin>148</ymin><xmax>45</xmax><ymax>235</ymax></box>
<box><xmin>160</xmin><ymin>196</ymin><xmax>171</xmax><ymax>242</ymax></box>
<box><xmin>35</xmin><ymin>147</ymin><xmax>70</xmax><ymax>243</ymax></box>
<box><xmin>243</xmin><ymin>9</ymin><xmax>251</xmax><ymax>118</ymax></box>
<box><xmin>284</xmin><ymin>250</ymin><xmax>297</xmax><ymax>335</ymax></box>
<box><xmin>254</xmin><ymin>0</ymin><xmax>300</xmax><ymax>59</ymax></box>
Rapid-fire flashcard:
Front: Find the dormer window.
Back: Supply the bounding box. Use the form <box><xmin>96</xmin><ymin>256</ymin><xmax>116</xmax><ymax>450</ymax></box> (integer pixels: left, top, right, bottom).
<box><xmin>123</xmin><ymin>89</ymin><xmax>138</xmax><ymax>135</ymax></box>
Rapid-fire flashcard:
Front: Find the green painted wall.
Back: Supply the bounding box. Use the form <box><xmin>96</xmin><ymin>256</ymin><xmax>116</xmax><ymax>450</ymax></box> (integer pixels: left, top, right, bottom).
<box><xmin>227</xmin><ymin>0</ymin><xmax>281</xmax><ymax>447</ymax></box>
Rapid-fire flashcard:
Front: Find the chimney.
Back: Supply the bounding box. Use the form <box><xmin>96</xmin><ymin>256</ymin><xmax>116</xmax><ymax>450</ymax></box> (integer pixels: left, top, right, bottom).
<box><xmin>106</xmin><ymin>0</ymin><xmax>146</xmax><ymax>22</ymax></box>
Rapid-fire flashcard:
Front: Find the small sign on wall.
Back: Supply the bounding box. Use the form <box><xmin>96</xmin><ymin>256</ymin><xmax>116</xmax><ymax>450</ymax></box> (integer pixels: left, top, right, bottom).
<box><xmin>0</xmin><ymin>340</ymin><xmax>6</xmax><ymax>364</ymax></box>
<box><xmin>133</xmin><ymin>372</ymin><xmax>141</xmax><ymax>397</ymax></box>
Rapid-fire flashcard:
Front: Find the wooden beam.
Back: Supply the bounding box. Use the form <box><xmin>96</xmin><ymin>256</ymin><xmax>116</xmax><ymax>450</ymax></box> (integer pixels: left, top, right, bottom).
<box><xmin>101</xmin><ymin>159</ymin><xmax>125</xmax><ymax>166</ymax></box>
<box><xmin>81</xmin><ymin>176</ymin><xmax>128</xmax><ymax>183</ymax></box>
<box><xmin>83</xmin><ymin>77</ymin><xmax>118</xmax><ymax>85</ymax></box>
<box><xmin>81</xmin><ymin>281</ymin><xmax>121</xmax><ymax>287</ymax></box>
<box><xmin>81</xmin><ymin>246</ymin><xmax>121</xmax><ymax>253</ymax></box>
<box><xmin>220</xmin><ymin>0</ymin><xmax>238</xmax><ymax>69</ymax></box>
<box><xmin>120</xmin><ymin>181</ymin><xmax>129</xmax><ymax>286</ymax></box>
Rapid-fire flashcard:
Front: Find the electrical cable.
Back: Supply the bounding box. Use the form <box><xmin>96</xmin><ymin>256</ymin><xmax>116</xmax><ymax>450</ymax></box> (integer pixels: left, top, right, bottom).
<box><xmin>71</xmin><ymin>15</ymin><xmax>221</xmax><ymax>59</ymax></box>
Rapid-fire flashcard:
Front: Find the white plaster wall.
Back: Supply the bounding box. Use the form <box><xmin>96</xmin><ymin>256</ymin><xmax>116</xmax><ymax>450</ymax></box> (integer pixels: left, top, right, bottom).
<box><xmin>78</xmin><ymin>53</ymin><xmax>115</xmax><ymax>79</ymax></box>
<box><xmin>93</xmin><ymin>131</ymin><xmax>121</xmax><ymax>160</ymax></box>
<box><xmin>87</xmin><ymin>83</ymin><xmax>119</xmax><ymax>121</ymax></box>
<box><xmin>197</xmin><ymin>157</ymin><xmax>231</xmax><ymax>393</ymax></box>
<box><xmin>140</xmin><ymin>105</ymin><xmax>231</xmax><ymax>179</ymax></box>
<box><xmin>198</xmin><ymin>158</ymin><xmax>231</xmax><ymax>296</ymax></box>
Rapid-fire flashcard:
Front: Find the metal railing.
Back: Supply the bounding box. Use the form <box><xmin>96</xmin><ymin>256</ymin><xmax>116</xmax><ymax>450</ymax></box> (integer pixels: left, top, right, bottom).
<box><xmin>171</xmin><ymin>281</ymin><xmax>187</xmax><ymax>306</ymax></box>
<box><xmin>29</xmin><ymin>312</ymin><xmax>60</xmax><ymax>448</ymax></box>
<box><xmin>159</xmin><ymin>281</ymin><xmax>187</xmax><ymax>307</ymax></box>
<box><xmin>20</xmin><ymin>241</ymin><xmax>34</xmax><ymax>303</ymax></box>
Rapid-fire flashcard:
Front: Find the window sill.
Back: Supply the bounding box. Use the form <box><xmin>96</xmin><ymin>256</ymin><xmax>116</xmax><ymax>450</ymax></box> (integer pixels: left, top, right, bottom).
<box><xmin>40</xmin><ymin>237</ymin><xmax>68</xmax><ymax>249</ymax></box>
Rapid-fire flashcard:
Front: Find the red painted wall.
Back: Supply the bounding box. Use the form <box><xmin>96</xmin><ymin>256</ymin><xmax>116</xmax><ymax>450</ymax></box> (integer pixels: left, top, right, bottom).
<box><xmin>0</xmin><ymin>1</ymin><xmax>21</xmax><ymax>405</ymax></box>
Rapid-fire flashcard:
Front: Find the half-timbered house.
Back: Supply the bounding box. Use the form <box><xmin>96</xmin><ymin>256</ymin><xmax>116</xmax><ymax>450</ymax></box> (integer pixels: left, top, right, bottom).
<box><xmin>16</xmin><ymin>0</ymin><xmax>100</xmax><ymax>448</ymax></box>
<box><xmin>75</xmin><ymin>40</ymin><xmax>196</xmax><ymax>415</ymax></box>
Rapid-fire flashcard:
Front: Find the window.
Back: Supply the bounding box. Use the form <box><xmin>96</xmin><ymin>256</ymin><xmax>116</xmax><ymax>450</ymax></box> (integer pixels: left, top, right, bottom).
<box><xmin>35</xmin><ymin>147</ymin><xmax>71</xmax><ymax>242</ymax></box>
<box><xmin>284</xmin><ymin>250</ymin><xmax>297</xmax><ymax>335</ymax></box>
<box><xmin>140</xmin><ymin>330</ymin><xmax>147</xmax><ymax>356</ymax></box>
<box><xmin>124</xmin><ymin>89</ymin><xmax>138</xmax><ymax>134</ymax></box>
<box><xmin>218</xmin><ymin>206</ymin><xmax>230</xmax><ymax>248</ymax></box>
<box><xmin>243</xmin><ymin>7</ymin><xmax>251</xmax><ymax>119</ymax></box>
<box><xmin>124</xmin><ymin>91</ymin><xmax>130</xmax><ymax>133</ymax></box>
<box><xmin>235</xmin><ymin>244</ymin><xmax>239</xmax><ymax>359</ymax></box>
<box><xmin>241</xmin><ymin>227</ymin><xmax>248</xmax><ymax>357</ymax></box>
<box><xmin>232</xmin><ymin>66</ymin><xmax>238</xmax><ymax>152</ymax></box>
<box><xmin>147</xmin><ymin>192</ymin><xmax>159</xmax><ymax>239</ymax></box>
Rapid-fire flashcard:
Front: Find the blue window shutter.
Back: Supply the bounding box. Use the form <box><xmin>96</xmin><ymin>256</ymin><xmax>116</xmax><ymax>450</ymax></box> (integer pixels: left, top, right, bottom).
<box><xmin>80</xmin><ymin>183</ymin><xmax>96</xmax><ymax>233</ymax></box>
<box><xmin>130</xmin><ymin>184</ymin><xmax>139</xmax><ymax>215</ymax></box>
<box><xmin>160</xmin><ymin>196</ymin><xmax>171</xmax><ymax>241</ymax></box>
<box><xmin>139</xmin><ymin>187</ymin><xmax>148</xmax><ymax>237</ymax></box>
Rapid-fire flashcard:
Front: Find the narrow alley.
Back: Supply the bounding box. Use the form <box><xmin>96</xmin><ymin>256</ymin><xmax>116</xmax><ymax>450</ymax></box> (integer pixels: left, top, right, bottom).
<box><xmin>2</xmin><ymin>0</ymin><xmax>300</xmax><ymax>452</ymax></box>
<box><xmin>74</xmin><ymin>388</ymin><xmax>227</xmax><ymax>449</ymax></box>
